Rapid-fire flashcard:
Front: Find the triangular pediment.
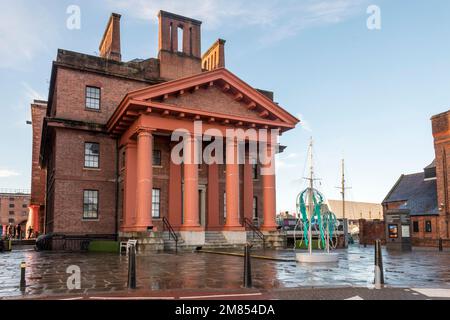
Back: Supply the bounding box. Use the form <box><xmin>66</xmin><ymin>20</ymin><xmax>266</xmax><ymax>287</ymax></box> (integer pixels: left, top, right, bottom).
<box><xmin>107</xmin><ymin>68</ymin><xmax>299</xmax><ymax>135</ymax></box>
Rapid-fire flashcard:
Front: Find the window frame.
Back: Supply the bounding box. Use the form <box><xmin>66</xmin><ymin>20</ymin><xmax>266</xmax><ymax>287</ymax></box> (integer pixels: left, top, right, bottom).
<box><xmin>252</xmin><ymin>164</ymin><xmax>259</xmax><ymax>180</ymax></box>
<box><xmin>253</xmin><ymin>196</ymin><xmax>258</xmax><ymax>220</ymax></box>
<box><xmin>425</xmin><ymin>220</ymin><xmax>432</xmax><ymax>233</ymax></box>
<box><xmin>85</xmin><ymin>86</ymin><xmax>101</xmax><ymax>111</ymax></box>
<box><xmin>83</xmin><ymin>190</ymin><xmax>99</xmax><ymax>220</ymax></box>
<box><xmin>152</xmin><ymin>188</ymin><xmax>161</xmax><ymax>219</ymax></box>
<box><xmin>84</xmin><ymin>142</ymin><xmax>100</xmax><ymax>169</ymax></box>
<box><xmin>153</xmin><ymin>149</ymin><xmax>162</xmax><ymax>167</ymax></box>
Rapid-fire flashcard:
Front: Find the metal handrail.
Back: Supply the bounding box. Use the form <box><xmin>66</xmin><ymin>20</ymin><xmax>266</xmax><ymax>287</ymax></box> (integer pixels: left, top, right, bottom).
<box><xmin>243</xmin><ymin>218</ymin><xmax>265</xmax><ymax>249</ymax></box>
<box><xmin>162</xmin><ymin>217</ymin><xmax>179</xmax><ymax>253</ymax></box>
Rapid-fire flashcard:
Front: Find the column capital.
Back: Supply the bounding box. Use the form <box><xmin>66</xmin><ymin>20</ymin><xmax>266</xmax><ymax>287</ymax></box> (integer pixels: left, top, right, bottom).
<box><xmin>135</xmin><ymin>126</ymin><xmax>155</xmax><ymax>137</ymax></box>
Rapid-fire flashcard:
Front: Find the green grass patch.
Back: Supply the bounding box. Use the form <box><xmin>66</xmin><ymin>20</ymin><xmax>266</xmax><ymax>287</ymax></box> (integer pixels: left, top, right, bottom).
<box><xmin>88</xmin><ymin>241</ymin><xmax>120</xmax><ymax>253</ymax></box>
<box><xmin>295</xmin><ymin>240</ymin><xmax>324</xmax><ymax>250</ymax></box>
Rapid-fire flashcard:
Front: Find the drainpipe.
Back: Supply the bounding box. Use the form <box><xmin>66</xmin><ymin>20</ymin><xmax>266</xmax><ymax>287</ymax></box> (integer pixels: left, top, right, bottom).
<box><xmin>114</xmin><ymin>139</ymin><xmax>120</xmax><ymax>241</ymax></box>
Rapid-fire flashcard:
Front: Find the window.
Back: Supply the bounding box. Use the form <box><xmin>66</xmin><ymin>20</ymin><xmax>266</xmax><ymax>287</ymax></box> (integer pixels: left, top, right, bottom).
<box><xmin>253</xmin><ymin>197</ymin><xmax>258</xmax><ymax>220</ymax></box>
<box><xmin>22</xmin><ymin>204</ymin><xmax>28</xmax><ymax>208</ymax></box>
<box><xmin>425</xmin><ymin>221</ymin><xmax>432</xmax><ymax>233</ymax></box>
<box><xmin>9</xmin><ymin>204</ymin><xmax>14</xmax><ymax>208</ymax></box>
<box><xmin>413</xmin><ymin>221</ymin><xmax>419</xmax><ymax>233</ymax></box>
<box><xmin>177</xmin><ymin>26</ymin><xmax>184</xmax><ymax>52</ymax></box>
<box><xmin>252</xmin><ymin>164</ymin><xmax>258</xmax><ymax>180</ymax></box>
<box><xmin>9</xmin><ymin>197</ymin><xmax>15</xmax><ymax>201</ymax></box>
<box><xmin>85</xmin><ymin>142</ymin><xmax>100</xmax><ymax>168</ymax></box>
<box><xmin>83</xmin><ymin>190</ymin><xmax>99</xmax><ymax>220</ymax></box>
<box><xmin>223</xmin><ymin>192</ymin><xmax>227</xmax><ymax>218</ymax></box>
<box><xmin>153</xmin><ymin>149</ymin><xmax>162</xmax><ymax>166</ymax></box>
<box><xmin>8</xmin><ymin>219</ymin><xmax>14</xmax><ymax>224</ymax></box>
<box><xmin>9</xmin><ymin>211</ymin><xmax>14</xmax><ymax>215</ymax></box>
<box><xmin>152</xmin><ymin>189</ymin><xmax>161</xmax><ymax>218</ymax></box>
<box><xmin>85</xmin><ymin>86</ymin><xmax>101</xmax><ymax>110</ymax></box>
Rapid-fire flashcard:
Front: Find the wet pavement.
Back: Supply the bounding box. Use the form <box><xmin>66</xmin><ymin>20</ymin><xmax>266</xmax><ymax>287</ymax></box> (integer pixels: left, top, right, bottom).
<box><xmin>1</xmin><ymin>245</ymin><xmax>450</xmax><ymax>299</ymax></box>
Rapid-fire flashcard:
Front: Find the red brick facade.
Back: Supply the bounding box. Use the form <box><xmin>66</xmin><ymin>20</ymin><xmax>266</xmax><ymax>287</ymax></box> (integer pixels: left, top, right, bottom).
<box><xmin>36</xmin><ymin>11</ymin><xmax>297</xmax><ymax>238</ymax></box>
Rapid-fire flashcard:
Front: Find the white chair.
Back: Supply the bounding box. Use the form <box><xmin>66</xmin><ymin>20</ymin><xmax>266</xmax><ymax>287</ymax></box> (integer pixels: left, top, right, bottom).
<box><xmin>120</xmin><ymin>239</ymin><xmax>138</xmax><ymax>255</ymax></box>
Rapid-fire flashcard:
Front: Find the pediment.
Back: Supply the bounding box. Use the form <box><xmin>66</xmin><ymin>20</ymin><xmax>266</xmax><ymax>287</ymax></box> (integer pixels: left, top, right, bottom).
<box><xmin>107</xmin><ymin>68</ymin><xmax>299</xmax><ymax>136</ymax></box>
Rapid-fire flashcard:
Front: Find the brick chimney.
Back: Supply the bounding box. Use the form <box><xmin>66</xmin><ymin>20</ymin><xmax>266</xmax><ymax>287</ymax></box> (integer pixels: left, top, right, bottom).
<box><xmin>99</xmin><ymin>13</ymin><xmax>122</xmax><ymax>62</ymax></box>
<box><xmin>158</xmin><ymin>10</ymin><xmax>202</xmax><ymax>80</ymax></box>
<box><xmin>202</xmin><ymin>39</ymin><xmax>226</xmax><ymax>71</ymax></box>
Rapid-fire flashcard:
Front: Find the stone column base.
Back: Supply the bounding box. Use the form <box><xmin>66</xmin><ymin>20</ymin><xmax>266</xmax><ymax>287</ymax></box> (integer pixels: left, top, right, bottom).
<box><xmin>222</xmin><ymin>231</ymin><xmax>247</xmax><ymax>245</ymax></box>
<box><xmin>179</xmin><ymin>231</ymin><xmax>206</xmax><ymax>246</ymax></box>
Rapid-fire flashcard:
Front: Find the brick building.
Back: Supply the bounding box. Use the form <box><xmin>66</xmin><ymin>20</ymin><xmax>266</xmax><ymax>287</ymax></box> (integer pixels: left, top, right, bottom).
<box><xmin>0</xmin><ymin>190</ymin><xmax>30</xmax><ymax>236</ymax></box>
<box><xmin>382</xmin><ymin>162</ymin><xmax>438</xmax><ymax>247</ymax></box>
<box><xmin>30</xmin><ymin>11</ymin><xmax>299</xmax><ymax>249</ymax></box>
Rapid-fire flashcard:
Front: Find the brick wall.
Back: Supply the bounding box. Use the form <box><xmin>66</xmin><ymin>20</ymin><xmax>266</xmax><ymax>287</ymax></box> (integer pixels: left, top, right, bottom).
<box><xmin>54</xmin><ymin>67</ymin><xmax>149</xmax><ymax>124</ymax></box>
<box><xmin>359</xmin><ymin>219</ymin><xmax>386</xmax><ymax>245</ymax></box>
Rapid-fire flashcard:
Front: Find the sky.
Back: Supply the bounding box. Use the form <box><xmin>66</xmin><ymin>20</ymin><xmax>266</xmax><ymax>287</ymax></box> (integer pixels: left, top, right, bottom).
<box><xmin>1</xmin><ymin>0</ymin><xmax>450</xmax><ymax>212</ymax></box>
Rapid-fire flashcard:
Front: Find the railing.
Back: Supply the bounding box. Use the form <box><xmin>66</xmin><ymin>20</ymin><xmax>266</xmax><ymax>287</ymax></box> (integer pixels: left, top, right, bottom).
<box><xmin>243</xmin><ymin>218</ymin><xmax>265</xmax><ymax>249</ymax></box>
<box><xmin>162</xmin><ymin>217</ymin><xmax>179</xmax><ymax>253</ymax></box>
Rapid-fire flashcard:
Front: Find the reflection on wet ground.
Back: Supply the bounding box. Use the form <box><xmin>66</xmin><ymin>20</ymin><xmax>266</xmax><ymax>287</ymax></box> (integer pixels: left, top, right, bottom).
<box><xmin>1</xmin><ymin>245</ymin><xmax>449</xmax><ymax>298</ymax></box>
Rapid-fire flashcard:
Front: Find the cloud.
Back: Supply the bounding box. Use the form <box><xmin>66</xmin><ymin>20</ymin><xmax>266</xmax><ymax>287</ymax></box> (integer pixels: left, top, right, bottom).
<box><xmin>0</xmin><ymin>169</ymin><xmax>20</xmax><ymax>178</ymax></box>
<box><xmin>0</xmin><ymin>1</ymin><xmax>55</xmax><ymax>70</ymax></box>
<box><xmin>22</xmin><ymin>82</ymin><xmax>45</xmax><ymax>102</ymax></box>
<box><xmin>107</xmin><ymin>0</ymin><xmax>369</xmax><ymax>43</ymax></box>
<box><xmin>297</xmin><ymin>113</ymin><xmax>312</xmax><ymax>132</ymax></box>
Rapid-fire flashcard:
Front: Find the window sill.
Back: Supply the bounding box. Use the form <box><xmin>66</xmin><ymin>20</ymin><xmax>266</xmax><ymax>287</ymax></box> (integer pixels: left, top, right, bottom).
<box><xmin>85</xmin><ymin>108</ymin><xmax>101</xmax><ymax>113</ymax></box>
<box><xmin>82</xmin><ymin>219</ymin><xmax>99</xmax><ymax>222</ymax></box>
<box><xmin>84</xmin><ymin>167</ymin><xmax>101</xmax><ymax>171</ymax></box>
<box><xmin>153</xmin><ymin>165</ymin><xmax>163</xmax><ymax>169</ymax></box>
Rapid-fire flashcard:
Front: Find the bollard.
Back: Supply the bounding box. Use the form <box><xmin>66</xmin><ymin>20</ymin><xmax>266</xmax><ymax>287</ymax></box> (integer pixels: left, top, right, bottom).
<box><xmin>20</xmin><ymin>262</ymin><xmax>26</xmax><ymax>291</ymax></box>
<box><xmin>439</xmin><ymin>238</ymin><xmax>443</xmax><ymax>252</ymax></box>
<box><xmin>374</xmin><ymin>240</ymin><xmax>384</xmax><ymax>289</ymax></box>
<box><xmin>127</xmin><ymin>245</ymin><xmax>137</xmax><ymax>289</ymax></box>
<box><xmin>243</xmin><ymin>244</ymin><xmax>252</xmax><ymax>288</ymax></box>
<box><xmin>8</xmin><ymin>239</ymin><xmax>12</xmax><ymax>251</ymax></box>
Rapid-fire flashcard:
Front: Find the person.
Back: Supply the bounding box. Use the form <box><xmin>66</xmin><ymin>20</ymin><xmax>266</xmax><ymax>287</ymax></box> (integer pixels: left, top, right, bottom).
<box><xmin>17</xmin><ymin>224</ymin><xmax>22</xmax><ymax>240</ymax></box>
<box><xmin>27</xmin><ymin>226</ymin><xmax>33</xmax><ymax>240</ymax></box>
<box><xmin>12</xmin><ymin>225</ymin><xmax>16</xmax><ymax>239</ymax></box>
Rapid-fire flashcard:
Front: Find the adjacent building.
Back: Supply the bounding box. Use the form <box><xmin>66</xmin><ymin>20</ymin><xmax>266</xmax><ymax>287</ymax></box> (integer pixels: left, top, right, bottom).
<box><xmin>0</xmin><ymin>189</ymin><xmax>30</xmax><ymax>236</ymax></box>
<box><xmin>29</xmin><ymin>11</ymin><xmax>299</xmax><ymax>249</ymax></box>
<box><xmin>383</xmin><ymin>162</ymin><xmax>438</xmax><ymax>248</ymax></box>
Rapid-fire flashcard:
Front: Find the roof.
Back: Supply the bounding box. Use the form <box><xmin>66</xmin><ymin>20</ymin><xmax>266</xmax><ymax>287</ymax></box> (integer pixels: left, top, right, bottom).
<box><xmin>383</xmin><ymin>172</ymin><xmax>438</xmax><ymax>216</ymax></box>
<box><xmin>327</xmin><ymin>200</ymin><xmax>383</xmax><ymax>220</ymax></box>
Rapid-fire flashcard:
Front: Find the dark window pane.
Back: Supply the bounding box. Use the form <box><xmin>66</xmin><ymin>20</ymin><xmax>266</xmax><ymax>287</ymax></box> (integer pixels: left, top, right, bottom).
<box><xmin>413</xmin><ymin>221</ymin><xmax>419</xmax><ymax>233</ymax></box>
<box><xmin>153</xmin><ymin>150</ymin><xmax>162</xmax><ymax>166</ymax></box>
<box><xmin>425</xmin><ymin>221</ymin><xmax>432</xmax><ymax>233</ymax></box>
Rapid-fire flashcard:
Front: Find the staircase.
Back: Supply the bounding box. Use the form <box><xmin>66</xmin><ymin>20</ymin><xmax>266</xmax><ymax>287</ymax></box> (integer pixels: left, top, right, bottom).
<box><xmin>204</xmin><ymin>232</ymin><xmax>231</xmax><ymax>249</ymax></box>
<box><xmin>162</xmin><ymin>231</ymin><xmax>184</xmax><ymax>252</ymax></box>
<box><xmin>246</xmin><ymin>231</ymin><xmax>265</xmax><ymax>249</ymax></box>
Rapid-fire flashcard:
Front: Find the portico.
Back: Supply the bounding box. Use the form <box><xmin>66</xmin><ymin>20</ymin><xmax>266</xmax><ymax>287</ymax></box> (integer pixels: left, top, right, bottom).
<box><xmin>108</xmin><ymin>68</ymin><xmax>298</xmax><ymax>246</ymax></box>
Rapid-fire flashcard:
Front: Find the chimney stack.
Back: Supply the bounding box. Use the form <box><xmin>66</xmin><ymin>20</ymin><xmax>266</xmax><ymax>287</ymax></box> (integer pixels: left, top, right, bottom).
<box><xmin>202</xmin><ymin>39</ymin><xmax>226</xmax><ymax>71</ymax></box>
<box><xmin>99</xmin><ymin>13</ymin><xmax>122</xmax><ymax>62</ymax></box>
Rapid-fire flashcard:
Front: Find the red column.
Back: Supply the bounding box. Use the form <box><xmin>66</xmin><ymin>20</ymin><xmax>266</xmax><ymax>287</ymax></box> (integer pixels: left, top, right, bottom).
<box><xmin>122</xmin><ymin>143</ymin><xmax>137</xmax><ymax>231</ymax></box>
<box><xmin>135</xmin><ymin>129</ymin><xmax>154</xmax><ymax>231</ymax></box>
<box><xmin>261</xmin><ymin>145</ymin><xmax>278</xmax><ymax>231</ymax></box>
<box><xmin>225</xmin><ymin>139</ymin><xmax>242</xmax><ymax>230</ymax></box>
<box><xmin>169</xmin><ymin>157</ymin><xmax>183</xmax><ymax>228</ymax></box>
<box><xmin>207</xmin><ymin>163</ymin><xmax>220</xmax><ymax>230</ymax></box>
<box><xmin>181</xmin><ymin>135</ymin><xmax>201</xmax><ymax>230</ymax></box>
<box><xmin>243</xmin><ymin>157</ymin><xmax>254</xmax><ymax>223</ymax></box>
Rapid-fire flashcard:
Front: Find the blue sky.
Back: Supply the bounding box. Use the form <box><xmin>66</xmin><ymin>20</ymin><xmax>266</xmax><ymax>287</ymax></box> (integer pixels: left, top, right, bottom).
<box><xmin>1</xmin><ymin>0</ymin><xmax>450</xmax><ymax>212</ymax></box>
